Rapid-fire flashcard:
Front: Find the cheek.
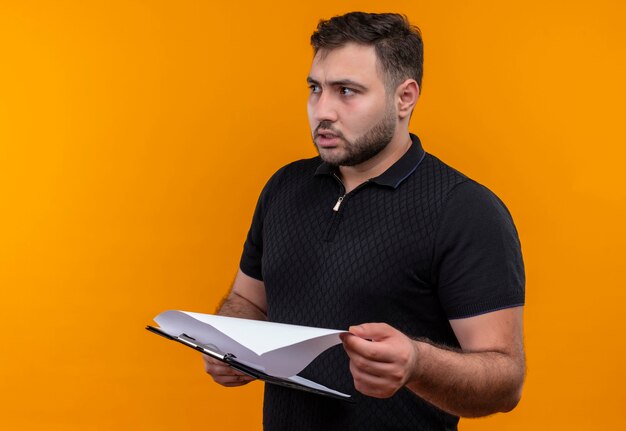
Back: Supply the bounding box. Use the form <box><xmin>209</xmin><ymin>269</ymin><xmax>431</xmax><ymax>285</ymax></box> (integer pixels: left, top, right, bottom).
<box><xmin>348</xmin><ymin>102</ymin><xmax>386</xmax><ymax>130</ymax></box>
<box><xmin>307</xmin><ymin>101</ymin><xmax>317</xmax><ymax>129</ymax></box>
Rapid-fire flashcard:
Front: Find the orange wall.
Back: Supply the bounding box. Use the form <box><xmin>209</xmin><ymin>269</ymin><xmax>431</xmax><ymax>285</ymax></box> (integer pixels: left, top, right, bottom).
<box><xmin>1</xmin><ymin>0</ymin><xmax>625</xmax><ymax>429</ymax></box>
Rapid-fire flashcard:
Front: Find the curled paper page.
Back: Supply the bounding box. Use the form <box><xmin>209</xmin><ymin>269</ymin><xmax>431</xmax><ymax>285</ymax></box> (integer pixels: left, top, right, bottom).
<box><xmin>154</xmin><ymin>310</ymin><xmax>347</xmax><ymax>378</ymax></box>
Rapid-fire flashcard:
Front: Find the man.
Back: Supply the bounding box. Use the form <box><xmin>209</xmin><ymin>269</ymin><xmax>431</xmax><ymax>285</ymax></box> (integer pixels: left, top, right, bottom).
<box><xmin>204</xmin><ymin>12</ymin><xmax>525</xmax><ymax>431</ymax></box>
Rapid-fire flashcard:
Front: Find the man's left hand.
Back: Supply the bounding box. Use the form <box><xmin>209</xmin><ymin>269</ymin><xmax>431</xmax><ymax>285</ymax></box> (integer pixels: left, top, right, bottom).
<box><xmin>340</xmin><ymin>323</ymin><xmax>420</xmax><ymax>398</ymax></box>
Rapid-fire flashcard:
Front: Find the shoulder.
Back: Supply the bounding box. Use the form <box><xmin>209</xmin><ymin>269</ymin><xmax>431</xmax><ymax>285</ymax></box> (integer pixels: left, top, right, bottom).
<box><xmin>282</xmin><ymin>156</ymin><xmax>323</xmax><ymax>177</ymax></box>
<box><xmin>443</xmin><ymin>179</ymin><xmax>516</xmax><ymax>228</ymax></box>
<box><xmin>265</xmin><ymin>156</ymin><xmax>322</xmax><ymax>187</ymax></box>
<box><xmin>417</xmin><ymin>154</ymin><xmax>513</xmax><ymax>220</ymax></box>
<box><xmin>410</xmin><ymin>153</ymin><xmax>469</xmax><ymax>197</ymax></box>
<box><xmin>255</xmin><ymin>156</ymin><xmax>323</xmax><ymax>208</ymax></box>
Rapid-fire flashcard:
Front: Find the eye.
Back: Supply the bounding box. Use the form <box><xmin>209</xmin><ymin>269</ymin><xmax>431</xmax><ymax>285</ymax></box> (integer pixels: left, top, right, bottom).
<box><xmin>340</xmin><ymin>87</ymin><xmax>356</xmax><ymax>96</ymax></box>
<box><xmin>309</xmin><ymin>84</ymin><xmax>321</xmax><ymax>94</ymax></box>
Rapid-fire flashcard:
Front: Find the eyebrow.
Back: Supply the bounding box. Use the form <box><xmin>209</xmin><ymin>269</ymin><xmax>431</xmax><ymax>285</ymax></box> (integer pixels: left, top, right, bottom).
<box><xmin>306</xmin><ymin>76</ymin><xmax>367</xmax><ymax>91</ymax></box>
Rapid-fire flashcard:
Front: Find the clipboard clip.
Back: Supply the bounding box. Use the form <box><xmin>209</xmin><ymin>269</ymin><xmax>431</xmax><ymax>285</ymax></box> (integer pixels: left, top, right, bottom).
<box><xmin>177</xmin><ymin>333</ymin><xmax>229</xmax><ymax>361</ymax></box>
<box><xmin>146</xmin><ymin>326</ymin><xmax>231</xmax><ymax>361</ymax></box>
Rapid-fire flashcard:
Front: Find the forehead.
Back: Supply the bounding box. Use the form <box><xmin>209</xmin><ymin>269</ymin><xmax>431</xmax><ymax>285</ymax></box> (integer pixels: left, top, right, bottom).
<box><xmin>309</xmin><ymin>43</ymin><xmax>384</xmax><ymax>86</ymax></box>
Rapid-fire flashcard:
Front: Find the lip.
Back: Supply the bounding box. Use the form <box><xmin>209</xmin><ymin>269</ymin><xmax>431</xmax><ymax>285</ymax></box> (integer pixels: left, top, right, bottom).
<box><xmin>315</xmin><ymin>130</ymin><xmax>342</xmax><ymax>148</ymax></box>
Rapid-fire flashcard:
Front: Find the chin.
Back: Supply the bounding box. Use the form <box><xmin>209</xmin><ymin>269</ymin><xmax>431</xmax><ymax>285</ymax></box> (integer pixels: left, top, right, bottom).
<box><xmin>316</xmin><ymin>147</ymin><xmax>341</xmax><ymax>164</ymax></box>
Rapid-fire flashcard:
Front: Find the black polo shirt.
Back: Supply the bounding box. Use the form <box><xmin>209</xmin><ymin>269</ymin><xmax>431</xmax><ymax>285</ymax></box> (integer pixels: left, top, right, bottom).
<box><xmin>239</xmin><ymin>134</ymin><xmax>525</xmax><ymax>431</ymax></box>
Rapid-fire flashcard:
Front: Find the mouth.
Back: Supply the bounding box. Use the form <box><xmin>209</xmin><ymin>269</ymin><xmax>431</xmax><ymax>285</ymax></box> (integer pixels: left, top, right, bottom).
<box><xmin>315</xmin><ymin>129</ymin><xmax>342</xmax><ymax>148</ymax></box>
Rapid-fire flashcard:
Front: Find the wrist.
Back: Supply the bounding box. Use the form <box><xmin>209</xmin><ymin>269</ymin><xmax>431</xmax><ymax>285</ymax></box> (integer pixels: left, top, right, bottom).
<box><xmin>406</xmin><ymin>339</ymin><xmax>427</xmax><ymax>386</ymax></box>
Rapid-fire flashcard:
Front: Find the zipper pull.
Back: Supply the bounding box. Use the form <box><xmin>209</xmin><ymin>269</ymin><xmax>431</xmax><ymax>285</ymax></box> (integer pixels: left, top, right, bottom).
<box><xmin>333</xmin><ymin>196</ymin><xmax>344</xmax><ymax>212</ymax></box>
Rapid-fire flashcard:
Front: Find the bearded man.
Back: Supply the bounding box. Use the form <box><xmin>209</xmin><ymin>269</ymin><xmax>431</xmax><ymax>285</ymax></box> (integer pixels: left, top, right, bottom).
<box><xmin>203</xmin><ymin>11</ymin><xmax>526</xmax><ymax>431</ymax></box>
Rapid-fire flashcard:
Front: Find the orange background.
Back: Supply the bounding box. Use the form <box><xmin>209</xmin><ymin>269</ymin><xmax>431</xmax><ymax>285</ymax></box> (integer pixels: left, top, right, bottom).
<box><xmin>1</xmin><ymin>0</ymin><xmax>625</xmax><ymax>429</ymax></box>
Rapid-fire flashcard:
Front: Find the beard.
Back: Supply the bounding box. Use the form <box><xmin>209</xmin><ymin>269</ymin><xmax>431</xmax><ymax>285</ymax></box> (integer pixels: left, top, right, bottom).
<box><xmin>313</xmin><ymin>103</ymin><xmax>396</xmax><ymax>167</ymax></box>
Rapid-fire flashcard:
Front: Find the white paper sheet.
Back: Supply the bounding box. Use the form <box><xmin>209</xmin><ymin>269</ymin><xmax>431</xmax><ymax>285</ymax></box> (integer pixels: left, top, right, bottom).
<box><xmin>154</xmin><ymin>310</ymin><xmax>347</xmax><ymax>378</ymax></box>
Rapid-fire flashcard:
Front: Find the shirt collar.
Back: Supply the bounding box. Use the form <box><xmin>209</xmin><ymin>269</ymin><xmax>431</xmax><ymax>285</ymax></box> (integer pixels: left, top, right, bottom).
<box><xmin>314</xmin><ymin>133</ymin><xmax>426</xmax><ymax>189</ymax></box>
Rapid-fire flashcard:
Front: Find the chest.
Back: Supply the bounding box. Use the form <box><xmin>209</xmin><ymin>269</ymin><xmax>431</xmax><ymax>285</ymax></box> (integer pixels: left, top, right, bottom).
<box><xmin>260</xmin><ymin>179</ymin><xmax>443</xmax><ymax>329</ymax></box>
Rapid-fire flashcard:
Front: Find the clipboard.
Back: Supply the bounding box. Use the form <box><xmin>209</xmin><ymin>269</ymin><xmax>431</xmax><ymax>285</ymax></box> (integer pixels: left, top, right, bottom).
<box><xmin>146</xmin><ymin>325</ymin><xmax>353</xmax><ymax>402</ymax></box>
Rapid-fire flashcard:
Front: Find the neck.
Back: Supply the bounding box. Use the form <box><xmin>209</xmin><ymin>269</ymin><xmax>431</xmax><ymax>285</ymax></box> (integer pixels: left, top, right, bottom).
<box><xmin>338</xmin><ymin>131</ymin><xmax>412</xmax><ymax>193</ymax></box>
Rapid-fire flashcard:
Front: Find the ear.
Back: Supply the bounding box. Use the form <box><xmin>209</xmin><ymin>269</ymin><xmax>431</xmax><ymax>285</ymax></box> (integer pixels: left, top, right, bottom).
<box><xmin>396</xmin><ymin>79</ymin><xmax>420</xmax><ymax>120</ymax></box>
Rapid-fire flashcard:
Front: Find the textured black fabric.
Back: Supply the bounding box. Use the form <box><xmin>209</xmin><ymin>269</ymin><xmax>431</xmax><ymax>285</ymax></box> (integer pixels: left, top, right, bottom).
<box><xmin>239</xmin><ymin>134</ymin><xmax>525</xmax><ymax>431</ymax></box>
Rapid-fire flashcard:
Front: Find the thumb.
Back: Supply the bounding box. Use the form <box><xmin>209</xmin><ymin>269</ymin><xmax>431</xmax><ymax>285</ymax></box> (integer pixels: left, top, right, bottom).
<box><xmin>348</xmin><ymin>322</ymin><xmax>394</xmax><ymax>341</ymax></box>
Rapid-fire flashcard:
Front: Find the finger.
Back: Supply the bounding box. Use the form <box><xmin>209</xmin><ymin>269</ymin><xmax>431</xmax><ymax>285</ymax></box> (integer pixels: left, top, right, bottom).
<box><xmin>203</xmin><ymin>357</ymin><xmax>232</xmax><ymax>374</ymax></box>
<box><xmin>205</xmin><ymin>363</ymin><xmax>248</xmax><ymax>378</ymax></box>
<box><xmin>347</xmin><ymin>350</ymin><xmax>403</xmax><ymax>377</ymax></box>
<box><xmin>202</xmin><ymin>356</ymin><xmax>249</xmax><ymax>377</ymax></box>
<box><xmin>205</xmin><ymin>362</ymin><xmax>237</xmax><ymax>376</ymax></box>
<box><xmin>215</xmin><ymin>373</ymin><xmax>256</xmax><ymax>387</ymax></box>
<box><xmin>348</xmin><ymin>322</ymin><xmax>395</xmax><ymax>341</ymax></box>
<box><xmin>202</xmin><ymin>354</ymin><xmax>224</xmax><ymax>367</ymax></box>
<box><xmin>349</xmin><ymin>364</ymin><xmax>398</xmax><ymax>398</ymax></box>
<box><xmin>204</xmin><ymin>365</ymin><xmax>255</xmax><ymax>385</ymax></box>
<box><xmin>342</xmin><ymin>334</ymin><xmax>396</xmax><ymax>363</ymax></box>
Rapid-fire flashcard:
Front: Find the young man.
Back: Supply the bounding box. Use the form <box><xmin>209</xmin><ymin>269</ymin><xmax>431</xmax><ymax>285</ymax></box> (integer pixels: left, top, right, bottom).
<box><xmin>204</xmin><ymin>12</ymin><xmax>525</xmax><ymax>431</ymax></box>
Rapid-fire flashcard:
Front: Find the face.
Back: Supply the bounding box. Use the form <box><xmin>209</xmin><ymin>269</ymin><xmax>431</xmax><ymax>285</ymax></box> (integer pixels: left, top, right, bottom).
<box><xmin>307</xmin><ymin>43</ymin><xmax>397</xmax><ymax>167</ymax></box>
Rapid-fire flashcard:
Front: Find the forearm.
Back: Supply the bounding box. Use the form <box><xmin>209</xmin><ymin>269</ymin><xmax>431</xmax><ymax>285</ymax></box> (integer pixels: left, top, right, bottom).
<box><xmin>203</xmin><ymin>274</ymin><xmax>266</xmax><ymax>387</ymax></box>
<box><xmin>406</xmin><ymin>340</ymin><xmax>525</xmax><ymax>417</ymax></box>
<box><xmin>217</xmin><ymin>290</ymin><xmax>267</xmax><ymax>321</ymax></box>
<box><xmin>204</xmin><ymin>294</ymin><xmax>262</xmax><ymax>386</ymax></box>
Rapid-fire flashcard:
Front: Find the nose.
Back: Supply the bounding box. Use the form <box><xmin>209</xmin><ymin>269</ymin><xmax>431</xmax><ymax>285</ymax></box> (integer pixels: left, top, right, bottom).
<box><xmin>308</xmin><ymin>90</ymin><xmax>338</xmax><ymax>124</ymax></box>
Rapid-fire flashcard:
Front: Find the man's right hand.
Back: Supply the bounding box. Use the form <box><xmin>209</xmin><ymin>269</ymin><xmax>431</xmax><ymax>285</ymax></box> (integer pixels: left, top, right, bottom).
<box><xmin>205</xmin><ymin>269</ymin><xmax>267</xmax><ymax>387</ymax></box>
<box><xmin>202</xmin><ymin>355</ymin><xmax>256</xmax><ymax>387</ymax></box>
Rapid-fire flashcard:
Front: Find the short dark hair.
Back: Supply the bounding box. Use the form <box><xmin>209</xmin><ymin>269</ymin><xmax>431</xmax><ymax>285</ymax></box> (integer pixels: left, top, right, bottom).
<box><xmin>310</xmin><ymin>12</ymin><xmax>424</xmax><ymax>91</ymax></box>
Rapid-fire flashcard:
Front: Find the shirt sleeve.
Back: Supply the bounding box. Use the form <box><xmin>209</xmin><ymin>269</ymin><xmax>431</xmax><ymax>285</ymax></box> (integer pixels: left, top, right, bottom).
<box><xmin>238</xmin><ymin>166</ymin><xmax>287</xmax><ymax>281</ymax></box>
<box><xmin>432</xmin><ymin>180</ymin><xmax>525</xmax><ymax>319</ymax></box>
